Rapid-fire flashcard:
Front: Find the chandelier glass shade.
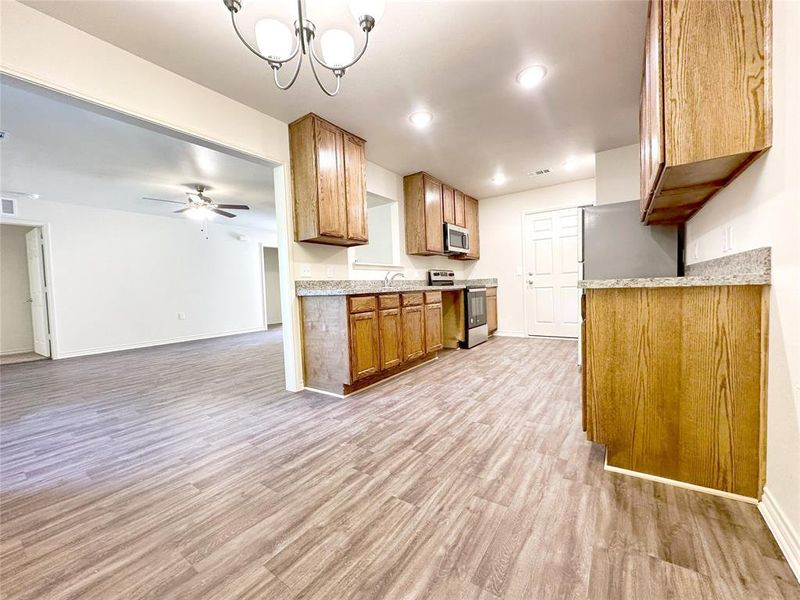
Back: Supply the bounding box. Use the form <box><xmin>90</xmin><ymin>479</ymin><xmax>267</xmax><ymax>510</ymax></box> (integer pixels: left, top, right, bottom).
<box><xmin>224</xmin><ymin>0</ymin><xmax>384</xmax><ymax>96</ymax></box>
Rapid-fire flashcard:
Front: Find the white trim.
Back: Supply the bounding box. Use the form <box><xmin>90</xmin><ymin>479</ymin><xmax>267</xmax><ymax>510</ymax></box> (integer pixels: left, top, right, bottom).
<box><xmin>0</xmin><ymin>347</ymin><xmax>35</xmax><ymax>355</ymax></box>
<box><xmin>351</xmin><ymin>262</ymin><xmax>406</xmax><ymax>271</ymax></box>
<box><xmin>603</xmin><ymin>454</ymin><xmax>759</xmax><ymax>505</ymax></box>
<box><xmin>303</xmin><ymin>387</ymin><xmax>345</xmax><ymax>399</ymax></box>
<box><xmin>759</xmin><ymin>487</ymin><xmax>800</xmax><ymax>583</ymax></box>
<box><xmin>55</xmin><ymin>327</ymin><xmax>265</xmax><ymax>359</ymax></box>
<box><xmin>493</xmin><ymin>331</ymin><xmax>529</xmax><ymax>338</ymax></box>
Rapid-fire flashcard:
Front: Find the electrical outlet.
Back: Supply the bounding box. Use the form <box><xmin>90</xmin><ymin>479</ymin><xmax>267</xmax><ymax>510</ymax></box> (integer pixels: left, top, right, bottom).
<box><xmin>722</xmin><ymin>225</ymin><xmax>734</xmax><ymax>253</ymax></box>
<box><xmin>300</xmin><ymin>265</ymin><xmax>312</xmax><ymax>278</ymax></box>
<box><xmin>691</xmin><ymin>242</ymin><xmax>700</xmax><ymax>261</ymax></box>
<box><xmin>326</xmin><ymin>267</ymin><xmax>335</xmax><ymax>279</ymax></box>
<box><xmin>177</xmin><ymin>312</ymin><xmax>186</xmax><ymax>320</ymax></box>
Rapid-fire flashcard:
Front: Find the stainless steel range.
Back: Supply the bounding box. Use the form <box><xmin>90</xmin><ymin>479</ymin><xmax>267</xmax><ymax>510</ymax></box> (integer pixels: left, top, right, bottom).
<box><xmin>463</xmin><ymin>286</ymin><xmax>488</xmax><ymax>348</ymax></box>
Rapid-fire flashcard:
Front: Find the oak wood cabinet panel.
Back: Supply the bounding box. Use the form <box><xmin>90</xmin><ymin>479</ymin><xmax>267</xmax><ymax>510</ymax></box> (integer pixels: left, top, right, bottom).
<box><xmin>349</xmin><ymin>309</ymin><xmax>380</xmax><ymax>381</ymax></box>
<box><xmin>451</xmin><ymin>195</ymin><xmax>480</xmax><ymax>261</ymax></box>
<box><xmin>640</xmin><ymin>0</ymin><xmax>772</xmax><ymax>224</ymax></box>
<box><xmin>401</xmin><ymin>292</ymin><xmax>423</xmax><ymax>306</ymax></box>
<box><xmin>378</xmin><ymin>308</ymin><xmax>403</xmax><ymax>370</ymax></box>
<box><xmin>442</xmin><ymin>184</ymin><xmax>455</xmax><ymax>225</ymax></box>
<box><xmin>401</xmin><ymin>305</ymin><xmax>426</xmax><ymax>362</ymax></box>
<box><xmin>378</xmin><ymin>294</ymin><xmax>400</xmax><ymax>309</ymax></box>
<box><xmin>424</xmin><ymin>302</ymin><xmax>443</xmax><ymax>354</ymax></box>
<box><xmin>289</xmin><ymin>113</ymin><xmax>368</xmax><ymax>246</ymax></box>
<box><xmin>454</xmin><ymin>190</ymin><xmax>466</xmax><ymax>228</ymax></box>
<box><xmin>343</xmin><ymin>133</ymin><xmax>368</xmax><ymax>242</ymax></box>
<box><xmin>348</xmin><ymin>295</ymin><xmax>377</xmax><ymax>313</ymax></box>
<box><xmin>403</xmin><ymin>172</ymin><xmax>443</xmax><ymax>255</ymax></box>
<box><xmin>583</xmin><ymin>285</ymin><xmax>768</xmax><ymax>499</ymax></box>
<box><xmin>486</xmin><ymin>287</ymin><xmax>497</xmax><ymax>334</ymax></box>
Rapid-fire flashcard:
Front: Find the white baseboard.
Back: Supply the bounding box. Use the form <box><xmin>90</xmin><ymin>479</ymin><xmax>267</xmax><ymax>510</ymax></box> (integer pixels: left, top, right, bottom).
<box><xmin>603</xmin><ymin>453</ymin><xmax>759</xmax><ymax>504</ymax></box>
<box><xmin>493</xmin><ymin>331</ymin><xmax>528</xmax><ymax>338</ymax></box>
<box><xmin>0</xmin><ymin>347</ymin><xmax>35</xmax><ymax>356</ymax></box>
<box><xmin>759</xmin><ymin>486</ymin><xmax>800</xmax><ymax>583</ymax></box>
<box><xmin>55</xmin><ymin>327</ymin><xmax>266</xmax><ymax>359</ymax></box>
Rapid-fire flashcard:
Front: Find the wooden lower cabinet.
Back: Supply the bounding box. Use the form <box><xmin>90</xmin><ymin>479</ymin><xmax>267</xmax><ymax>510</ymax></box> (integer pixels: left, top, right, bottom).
<box><xmin>486</xmin><ymin>287</ymin><xmax>497</xmax><ymax>334</ymax></box>
<box><xmin>301</xmin><ymin>291</ymin><xmax>445</xmax><ymax>396</ymax></box>
<box><xmin>402</xmin><ymin>305</ymin><xmax>426</xmax><ymax>362</ymax></box>
<box><xmin>424</xmin><ymin>302</ymin><xmax>443</xmax><ymax>353</ymax></box>
<box><xmin>349</xmin><ymin>310</ymin><xmax>380</xmax><ymax>381</ymax></box>
<box><xmin>378</xmin><ymin>308</ymin><xmax>403</xmax><ymax>370</ymax></box>
<box><xmin>583</xmin><ymin>285</ymin><xmax>768</xmax><ymax>499</ymax></box>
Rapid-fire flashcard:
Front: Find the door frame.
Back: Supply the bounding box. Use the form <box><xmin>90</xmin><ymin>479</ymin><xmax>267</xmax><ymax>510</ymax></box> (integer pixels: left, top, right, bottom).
<box><xmin>0</xmin><ymin>218</ymin><xmax>59</xmax><ymax>358</ymax></box>
<box><xmin>520</xmin><ymin>206</ymin><xmax>581</xmax><ymax>339</ymax></box>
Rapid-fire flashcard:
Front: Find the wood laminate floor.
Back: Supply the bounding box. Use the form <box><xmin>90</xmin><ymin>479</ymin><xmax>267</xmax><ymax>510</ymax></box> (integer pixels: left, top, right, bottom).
<box><xmin>1</xmin><ymin>331</ymin><xmax>797</xmax><ymax>599</ymax></box>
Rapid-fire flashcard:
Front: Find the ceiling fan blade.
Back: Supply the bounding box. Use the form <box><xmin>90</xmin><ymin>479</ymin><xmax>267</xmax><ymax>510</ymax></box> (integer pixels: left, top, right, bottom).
<box><xmin>143</xmin><ymin>196</ymin><xmax>186</xmax><ymax>205</ymax></box>
<box><xmin>174</xmin><ymin>207</ymin><xmax>191</xmax><ymax>213</ymax></box>
<box><xmin>214</xmin><ymin>204</ymin><xmax>250</xmax><ymax>210</ymax></box>
<box><xmin>212</xmin><ymin>208</ymin><xmax>236</xmax><ymax>218</ymax></box>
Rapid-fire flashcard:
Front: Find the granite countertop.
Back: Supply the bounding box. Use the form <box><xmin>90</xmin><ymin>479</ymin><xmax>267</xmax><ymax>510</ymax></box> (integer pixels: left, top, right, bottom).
<box><xmin>296</xmin><ymin>278</ymin><xmax>498</xmax><ymax>297</ymax></box>
<box><xmin>579</xmin><ymin>247</ymin><xmax>771</xmax><ymax>289</ymax></box>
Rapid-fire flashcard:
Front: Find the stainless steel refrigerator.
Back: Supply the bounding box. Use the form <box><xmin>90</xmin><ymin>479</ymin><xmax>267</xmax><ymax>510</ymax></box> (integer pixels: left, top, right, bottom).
<box><xmin>577</xmin><ymin>200</ymin><xmax>682</xmax><ymax>366</ymax></box>
<box><xmin>580</xmin><ymin>200</ymin><xmax>682</xmax><ymax>280</ymax></box>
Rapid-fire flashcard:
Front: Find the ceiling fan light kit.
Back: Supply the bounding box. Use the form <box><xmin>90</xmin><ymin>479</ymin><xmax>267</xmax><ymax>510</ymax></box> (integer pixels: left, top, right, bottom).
<box><xmin>224</xmin><ymin>0</ymin><xmax>384</xmax><ymax>96</ymax></box>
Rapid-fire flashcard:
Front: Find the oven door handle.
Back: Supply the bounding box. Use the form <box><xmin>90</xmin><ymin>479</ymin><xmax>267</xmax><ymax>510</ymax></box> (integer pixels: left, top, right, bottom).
<box><xmin>467</xmin><ymin>287</ymin><xmax>486</xmax><ymax>292</ymax></box>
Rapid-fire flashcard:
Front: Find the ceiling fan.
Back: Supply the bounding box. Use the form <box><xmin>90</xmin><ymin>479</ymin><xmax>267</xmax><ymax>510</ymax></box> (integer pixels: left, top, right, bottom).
<box><xmin>143</xmin><ymin>185</ymin><xmax>250</xmax><ymax>220</ymax></box>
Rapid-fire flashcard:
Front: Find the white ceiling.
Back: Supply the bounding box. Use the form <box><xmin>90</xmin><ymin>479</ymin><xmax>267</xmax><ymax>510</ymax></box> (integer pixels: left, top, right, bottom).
<box><xmin>22</xmin><ymin>0</ymin><xmax>647</xmax><ymax>199</ymax></box>
<box><xmin>0</xmin><ymin>80</ymin><xmax>277</xmax><ymax>229</ymax></box>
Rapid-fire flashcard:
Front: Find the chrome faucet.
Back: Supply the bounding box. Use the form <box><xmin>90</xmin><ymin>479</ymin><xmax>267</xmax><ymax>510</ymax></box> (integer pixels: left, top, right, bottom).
<box><xmin>383</xmin><ymin>271</ymin><xmax>406</xmax><ymax>287</ymax></box>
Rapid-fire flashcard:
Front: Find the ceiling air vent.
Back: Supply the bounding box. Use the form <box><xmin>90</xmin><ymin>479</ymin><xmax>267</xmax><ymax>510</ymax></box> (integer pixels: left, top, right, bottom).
<box><xmin>528</xmin><ymin>168</ymin><xmax>552</xmax><ymax>177</ymax></box>
<box><xmin>1</xmin><ymin>198</ymin><xmax>17</xmax><ymax>216</ymax></box>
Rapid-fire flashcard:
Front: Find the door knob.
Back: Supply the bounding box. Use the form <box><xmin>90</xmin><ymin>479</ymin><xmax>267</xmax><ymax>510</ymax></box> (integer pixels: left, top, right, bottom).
<box><xmin>527</xmin><ymin>280</ymin><xmax>533</xmax><ymax>285</ymax></box>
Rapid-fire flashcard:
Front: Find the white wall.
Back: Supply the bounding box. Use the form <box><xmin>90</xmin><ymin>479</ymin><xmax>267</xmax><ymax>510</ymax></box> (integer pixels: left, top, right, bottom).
<box><xmin>466</xmin><ymin>179</ymin><xmax>596</xmax><ymax>335</ymax></box>
<box><xmin>0</xmin><ymin>224</ymin><xmax>35</xmax><ymax>354</ymax></box>
<box><xmin>685</xmin><ymin>0</ymin><xmax>800</xmax><ymax>570</ymax></box>
<box><xmin>263</xmin><ymin>247</ymin><xmax>282</xmax><ymax>325</ymax></box>
<box><xmin>292</xmin><ymin>161</ymin><xmax>470</xmax><ymax>281</ymax></box>
<box><xmin>595</xmin><ymin>143</ymin><xmax>640</xmax><ymax>205</ymax></box>
<box><xmin>2</xmin><ymin>199</ymin><xmax>276</xmax><ymax>358</ymax></box>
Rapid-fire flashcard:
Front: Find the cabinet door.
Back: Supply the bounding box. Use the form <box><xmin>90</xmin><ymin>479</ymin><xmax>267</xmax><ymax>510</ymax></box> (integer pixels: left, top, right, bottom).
<box><xmin>442</xmin><ymin>184</ymin><xmax>455</xmax><ymax>225</ymax></box>
<box><xmin>454</xmin><ymin>190</ymin><xmax>466</xmax><ymax>228</ymax></box>
<box><xmin>465</xmin><ymin>196</ymin><xmax>480</xmax><ymax>259</ymax></box>
<box><xmin>402</xmin><ymin>305</ymin><xmax>426</xmax><ymax>362</ymax></box>
<box><xmin>343</xmin><ymin>133</ymin><xmax>368</xmax><ymax>242</ymax></box>
<box><xmin>315</xmin><ymin>119</ymin><xmax>347</xmax><ymax>238</ymax></box>
<box><xmin>423</xmin><ymin>175</ymin><xmax>444</xmax><ymax>254</ymax></box>
<box><xmin>487</xmin><ymin>293</ymin><xmax>497</xmax><ymax>333</ymax></box>
<box><xmin>424</xmin><ymin>302</ymin><xmax>443</xmax><ymax>353</ymax></box>
<box><xmin>349</xmin><ymin>310</ymin><xmax>380</xmax><ymax>381</ymax></box>
<box><xmin>640</xmin><ymin>0</ymin><xmax>664</xmax><ymax>217</ymax></box>
<box><xmin>378</xmin><ymin>308</ymin><xmax>403</xmax><ymax>370</ymax></box>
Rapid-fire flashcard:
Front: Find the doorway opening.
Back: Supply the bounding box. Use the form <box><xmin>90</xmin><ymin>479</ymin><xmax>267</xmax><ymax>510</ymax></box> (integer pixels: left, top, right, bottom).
<box><xmin>262</xmin><ymin>245</ymin><xmax>282</xmax><ymax>331</ymax></box>
<box><xmin>0</xmin><ymin>223</ymin><xmax>52</xmax><ymax>365</ymax></box>
<box><xmin>522</xmin><ymin>207</ymin><xmax>580</xmax><ymax>338</ymax></box>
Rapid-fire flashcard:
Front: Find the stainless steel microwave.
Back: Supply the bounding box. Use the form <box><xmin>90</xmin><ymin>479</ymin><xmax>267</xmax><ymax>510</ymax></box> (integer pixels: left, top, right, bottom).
<box><xmin>443</xmin><ymin>223</ymin><xmax>470</xmax><ymax>254</ymax></box>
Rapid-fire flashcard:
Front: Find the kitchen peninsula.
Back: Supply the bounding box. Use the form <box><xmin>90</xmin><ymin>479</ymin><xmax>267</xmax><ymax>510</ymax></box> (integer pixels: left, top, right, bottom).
<box><xmin>296</xmin><ymin>278</ymin><xmax>497</xmax><ymax>396</ymax></box>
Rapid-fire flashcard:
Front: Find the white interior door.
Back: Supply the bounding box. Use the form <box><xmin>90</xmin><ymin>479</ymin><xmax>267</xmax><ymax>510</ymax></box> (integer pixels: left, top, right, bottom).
<box><xmin>25</xmin><ymin>228</ymin><xmax>50</xmax><ymax>357</ymax></box>
<box><xmin>524</xmin><ymin>208</ymin><xmax>580</xmax><ymax>338</ymax></box>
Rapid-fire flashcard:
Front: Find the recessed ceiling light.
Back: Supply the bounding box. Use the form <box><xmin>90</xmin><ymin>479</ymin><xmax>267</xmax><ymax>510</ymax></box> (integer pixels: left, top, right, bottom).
<box><xmin>516</xmin><ymin>65</ymin><xmax>547</xmax><ymax>89</ymax></box>
<box><xmin>409</xmin><ymin>111</ymin><xmax>433</xmax><ymax>128</ymax></box>
<box><xmin>491</xmin><ymin>173</ymin><xmax>507</xmax><ymax>185</ymax></box>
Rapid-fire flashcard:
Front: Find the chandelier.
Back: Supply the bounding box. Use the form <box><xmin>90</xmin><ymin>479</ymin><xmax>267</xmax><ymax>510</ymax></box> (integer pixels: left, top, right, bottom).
<box><xmin>223</xmin><ymin>0</ymin><xmax>385</xmax><ymax>97</ymax></box>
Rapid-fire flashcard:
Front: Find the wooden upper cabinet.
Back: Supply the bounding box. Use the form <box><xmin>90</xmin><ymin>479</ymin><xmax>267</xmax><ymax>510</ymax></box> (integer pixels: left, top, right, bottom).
<box><xmin>454</xmin><ymin>189</ymin><xmax>466</xmax><ymax>228</ymax></box>
<box><xmin>640</xmin><ymin>0</ymin><xmax>772</xmax><ymax>224</ymax></box>
<box><xmin>343</xmin><ymin>133</ymin><xmax>368</xmax><ymax>242</ymax></box>
<box><xmin>404</xmin><ymin>172</ymin><xmax>444</xmax><ymax>255</ymax></box>
<box><xmin>349</xmin><ymin>309</ymin><xmax>380</xmax><ymax>381</ymax></box>
<box><xmin>442</xmin><ymin>184</ymin><xmax>455</xmax><ymax>224</ymax></box>
<box><xmin>289</xmin><ymin>113</ymin><xmax>368</xmax><ymax>246</ymax></box>
<box><xmin>451</xmin><ymin>195</ymin><xmax>480</xmax><ymax>261</ymax></box>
